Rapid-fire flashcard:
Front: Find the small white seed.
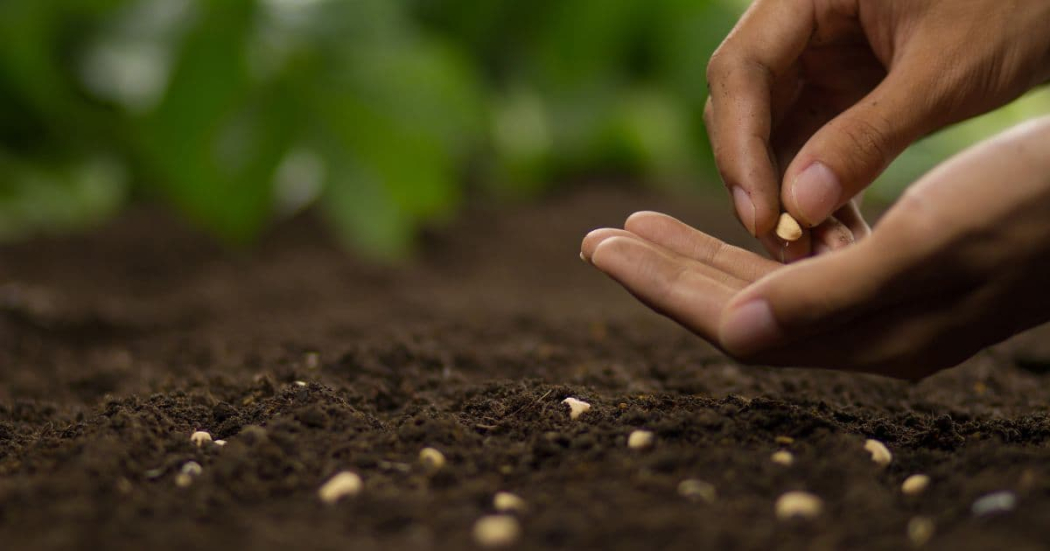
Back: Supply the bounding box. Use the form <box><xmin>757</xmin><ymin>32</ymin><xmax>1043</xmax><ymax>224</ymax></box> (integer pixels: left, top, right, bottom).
<box><xmin>419</xmin><ymin>447</ymin><xmax>446</xmax><ymax>470</ymax></box>
<box><xmin>473</xmin><ymin>515</ymin><xmax>521</xmax><ymax>548</ymax></box>
<box><xmin>175</xmin><ymin>473</ymin><xmax>194</xmax><ymax>488</ymax></box>
<box><xmin>677</xmin><ymin>479</ymin><xmax>716</xmax><ymax>504</ymax></box>
<box><xmin>493</xmin><ymin>492</ymin><xmax>527</xmax><ymax>513</ymax></box>
<box><xmin>562</xmin><ymin>397</ymin><xmax>591</xmax><ymax>420</ymax></box>
<box><xmin>180</xmin><ymin>461</ymin><xmax>203</xmax><ymax>476</ymax></box>
<box><xmin>971</xmin><ymin>491</ymin><xmax>1016</xmax><ymax>516</ymax></box>
<box><xmin>864</xmin><ymin>439</ymin><xmax>892</xmax><ymax>466</ymax></box>
<box><xmin>907</xmin><ymin>516</ymin><xmax>935</xmax><ymax>547</ymax></box>
<box><xmin>213</xmin><ymin>439</ymin><xmax>227</xmax><ymax>447</ymax></box>
<box><xmin>774</xmin><ymin>435</ymin><xmax>794</xmax><ymax>445</ymax></box>
<box><xmin>190</xmin><ymin>431</ymin><xmax>212</xmax><ymax>447</ymax></box>
<box><xmin>318</xmin><ymin>471</ymin><xmax>363</xmax><ymax>504</ymax></box>
<box><xmin>627</xmin><ymin>430</ymin><xmax>655</xmax><ymax>450</ymax></box>
<box><xmin>294</xmin><ymin>381</ymin><xmax>307</xmax><ymax>387</ymax></box>
<box><xmin>775</xmin><ymin>212</ymin><xmax>803</xmax><ymax>242</ymax></box>
<box><xmin>775</xmin><ymin>491</ymin><xmax>823</xmax><ymax>520</ymax></box>
<box><xmin>902</xmin><ymin>474</ymin><xmax>930</xmax><ymax>496</ymax></box>
<box><xmin>771</xmin><ymin>450</ymin><xmax>794</xmax><ymax>466</ymax></box>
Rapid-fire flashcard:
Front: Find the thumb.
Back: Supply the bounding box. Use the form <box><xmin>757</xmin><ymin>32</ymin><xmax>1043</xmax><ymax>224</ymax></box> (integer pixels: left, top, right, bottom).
<box><xmin>781</xmin><ymin>69</ymin><xmax>942</xmax><ymax>227</ymax></box>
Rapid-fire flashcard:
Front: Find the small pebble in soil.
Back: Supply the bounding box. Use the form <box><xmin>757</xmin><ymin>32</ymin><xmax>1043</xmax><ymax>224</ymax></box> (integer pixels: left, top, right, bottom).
<box><xmin>493</xmin><ymin>492</ymin><xmax>527</xmax><ymax>514</ymax></box>
<box><xmin>419</xmin><ymin>447</ymin><xmax>446</xmax><ymax>470</ymax></box>
<box><xmin>775</xmin><ymin>491</ymin><xmax>823</xmax><ymax>520</ymax></box>
<box><xmin>190</xmin><ymin>431</ymin><xmax>212</xmax><ymax>447</ymax></box>
<box><xmin>473</xmin><ymin>515</ymin><xmax>521</xmax><ymax>548</ymax></box>
<box><xmin>771</xmin><ymin>450</ymin><xmax>794</xmax><ymax>466</ymax></box>
<box><xmin>627</xmin><ymin>430</ymin><xmax>654</xmax><ymax>450</ymax></box>
<box><xmin>971</xmin><ymin>491</ymin><xmax>1016</xmax><ymax>516</ymax></box>
<box><xmin>864</xmin><ymin>439</ymin><xmax>892</xmax><ymax>467</ymax></box>
<box><xmin>318</xmin><ymin>471</ymin><xmax>363</xmax><ymax>504</ymax></box>
<box><xmin>907</xmin><ymin>516</ymin><xmax>935</xmax><ymax>546</ymax></box>
<box><xmin>562</xmin><ymin>397</ymin><xmax>591</xmax><ymax>420</ymax></box>
<box><xmin>677</xmin><ymin>479</ymin><xmax>717</xmax><ymax>504</ymax></box>
<box><xmin>902</xmin><ymin>474</ymin><xmax>930</xmax><ymax>496</ymax></box>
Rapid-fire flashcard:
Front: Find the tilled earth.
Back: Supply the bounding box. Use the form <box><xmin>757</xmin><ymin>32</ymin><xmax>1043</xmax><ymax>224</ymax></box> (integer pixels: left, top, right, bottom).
<box><xmin>3</xmin><ymin>186</ymin><xmax>1050</xmax><ymax>551</ymax></box>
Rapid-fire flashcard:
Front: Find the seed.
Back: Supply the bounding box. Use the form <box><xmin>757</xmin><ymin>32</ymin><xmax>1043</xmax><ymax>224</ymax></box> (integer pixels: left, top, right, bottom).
<box><xmin>971</xmin><ymin>491</ymin><xmax>1016</xmax><ymax>516</ymax></box>
<box><xmin>294</xmin><ymin>381</ymin><xmax>307</xmax><ymax>387</ymax></box>
<box><xmin>318</xmin><ymin>471</ymin><xmax>363</xmax><ymax>504</ymax></box>
<box><xmin>907</xmin><ymin>516</ymin><xmax>935</xmax><ymax>546</ymax></box>
<box><xmin>214</xmin><ymin>440</ymin><xmax>227</xmax><ymax>447</ymax></box>
<box><xmin>562</xmin><ymin>397</ymin><xmax>591</xmax><ymax>420</ymax></box>
<box><xmin>902</xmin><ymin>474</ymin><xmax>930</xmax><ymax>496</ymax></box>
<box><xmin>419</xmin><ymin>447</ymin><xmax>446</xmax><ymax>470</ymax></box>
<box><xmin>775</xmin><ymin>491</ymin><xmax>823</xmax><ymax>520</ymax></box>
<box><xmin>190</xmin><ymin>431</ymin><xmax>213</xmax><ymax>447</ymax></box>
<box><xmin>774</xmin><ymin>436</ymin><xmax>794</xmax><ymax>445</ymax></box>
<box><xmin>627</xmin><ymin>430</ymin><xmax>654</xmax><ymax>450</ymax></box>
<box><xmin>864</xmin><ymin>439</ymin><xmax>892</xmax><ymax>466</ymax></box>
<box><xmin>175</xmin><ymin>473</ymin><xmax>194</xmax><ymax>488</ymax></box>
<box><xmin>473</xmin><ymin>515</ymin><xmax>521</xmax><ymax>548</ymax></box>
<box><xmin>775</xmin><ymin>212</ymin><xmax>803</xmax><ymax>242</ymax></box>
<box><xmin>493</xmin><ymin>492</ymin><xmax>527</xmax><ymax>514</ymax></box>
<box><xmin>180</xmin><ymin>461</ymin><xmax>203</xmax><ymax>476</ymax></box>
<box><xmin>677</xmin><ymin>479</ymin><xmax>716</xmax><ymax>504</ymax></box>
<box><xmin>771</xmin><ymin>450</ymin><xmax>794</xmax><ymax>466</ymax></box>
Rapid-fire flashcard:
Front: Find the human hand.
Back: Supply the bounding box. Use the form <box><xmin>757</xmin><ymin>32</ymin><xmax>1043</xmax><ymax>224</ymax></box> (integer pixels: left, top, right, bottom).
<box><xmin>706</xmin><ymin>0</ymin><xmax>1050</xmax><ymax>261</ymax></box>
<box><xmin>582</xmin><ymin>117</ymin><xmax>1050</xmax><ymax>378</ymax></box>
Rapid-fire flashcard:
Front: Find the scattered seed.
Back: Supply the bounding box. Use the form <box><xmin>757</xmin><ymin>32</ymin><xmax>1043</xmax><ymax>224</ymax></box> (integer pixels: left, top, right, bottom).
<box><xmin>864</xmin><ymin>439</ymin><xmax>892</xmax><ymax>467</ymax></box>
<box><xmin>180</xmin><ymin>461</ymin><xmax>202</xmax><ymax>476</ymax></box>
<box><xmin>419</xmin><ymin>447</ymin><xmax>446</xmax><ymax>470</ymax></box>
<box><xmin>190</xmin><ymin>431</ymin><xmax>212</xmax><ymax>447</ymax></box>
<box><xmin>627</xmin><ymin>430</ymin><xmax>655</xmax><ymax>450</ymax></box>
<box><xmin>677</xmin><ymin>479</ymin><xmax>717</xmax><ymax>504</ymax></box>
<box><xmin>318</xmin><ymin>471</ymin><xmax>363</xmax><ymax>504</ymax></box>
<box><xmin>771</xmin><ymin>450</ymin><xmax>794</xmax><ymax>466</ymax></box>
<box><xmin>562</xmin><ymin>397</ymin><xmax>591</xmax><ymax>420</ymax></box>
<box><xmin>775</xmin><ymin>491</ymin><xmax>823</xmax><ymax>520</ymax></box>
<box><xmin>774</xmin><ymin>436</ymin><xmax>794</xmax><ymax>445</ymax></box>
<box><xmin>214</xmin><ymin>439</ymin><xmax>227</xmax><ymax>447</ymax></box>
<box><xmin>902</xmin><ymin>474</ymin><xmax>930</xmax><ymax>496</ymax></box>
<box><xmin>971</xmin><ymin>491</ymin><xmax>1016</xmax><ymax>516</ymax></box>
<box><xmin>775</xmin><ymin>212</ymin><xmax>803</xmax><ymax>242</ymax></box>
<box><xmin>493</xmin><ymin>492</ymin><xmax>527</xmax><ymax>514</ymax></box>
<box><xmin>473</xmin><ymin>515</ymin><xmax>521</xmax><ymax>548</ymax></box>
<box><xmin>907</xmin><ymin>516</ymin><xmax>935</xmax><ymax>547</ymax></box>
<box><xmin>294</xmin><ymin>381</ymin><xmax>307</xmax><ymax>387</ymax></box>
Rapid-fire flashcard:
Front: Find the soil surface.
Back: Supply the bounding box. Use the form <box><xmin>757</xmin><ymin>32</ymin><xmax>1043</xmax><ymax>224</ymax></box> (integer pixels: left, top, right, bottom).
<box><xmin>3</xmin><ymin>185</ymin><xmax>1050</xmax><ymax>551</ymax></box>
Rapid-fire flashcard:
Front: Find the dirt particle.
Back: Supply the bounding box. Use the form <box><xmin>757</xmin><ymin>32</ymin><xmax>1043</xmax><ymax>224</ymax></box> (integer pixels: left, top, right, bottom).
<box><xmin>775</xmin><ymin>491</ymin><xmax>822</xmax><ymax>520</ymax></box>
<box><xmin>473</xmin><ymin>515</ymin><xmax>521</xmax><ymax>548</ymax></box>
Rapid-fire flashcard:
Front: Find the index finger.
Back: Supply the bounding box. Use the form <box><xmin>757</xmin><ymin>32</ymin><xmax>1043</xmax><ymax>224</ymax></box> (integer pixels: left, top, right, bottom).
<box><xmin>706</xmin><ymin>0</ymin><xmax>817</xmax><ymax>236</ymax></box>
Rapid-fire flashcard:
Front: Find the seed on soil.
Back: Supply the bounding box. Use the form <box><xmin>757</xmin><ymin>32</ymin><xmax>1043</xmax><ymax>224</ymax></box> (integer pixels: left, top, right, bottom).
<box><xmin>902</xmin><ymin>474</ymin><xmax>930</xmax><ymax>496</ymax></box>
<box><xmin>190</xmin><ymin>430</ymin><xmax>212</xmax><ymax>447</ymax></box>
<box><xmin>175</xmin><ymin>473</ymin><xmax>193</xmax><ymax>488</ymax></box>
<box><xmin>213</xmin><ymin>439</ymin><xmax>227</xmax><ymax>447</ymax></box>
<box><xmin>775</xmin><ymin>491</ymin><xmax>823</xmax><ymax>520</ymax></box>
<box><xmin>677</xmin><ymin>479</ymin><xmax>716</xmax><ymax>504</ymax></box>
<box><xmin>864</xmin><ymin>439</ymin><xmax>892</xmax><ymax>466</ymax></box>
<box><xmin>907</xmin><ymin>516</ymin><xmax>935</xmax><ymax>547</ymax></box>
<box><xmin>318</xmin><ymin>471</ymin><xmax>363</xmax><ymax>504</ymax></box>
<box><xmin>627</xmin><ymin>430</ymin><xmax>654</xmax><ymax>449</ymax></box>
<box><xmin>180</xmin><ymin>461</ymin><xmax>202</xmax><ymax>476</ymax></box>
<box><xmin>294</xmin><ymin>381</ymin><xmax>307</xmax><ymax>387</ymax></box>
<box><xmin>771</xmin><ymin>450</ymin><xmax>794</xmax><ymax>466</ymax></box>
<box><xmin>493</xmin><ymin>492</ymin><xmax>527</xmax><ymax>514</ymax></box>
<box><xmin>775</xmin><ymin>212</ymin><xmax>803</xmax><ymax>242</ymax></box>
<box><xmin>419</xmin><ymin>447</ymin><xmax>446</xmax><ymax>470</ymax></box>
<box><xmin>774</xmin><ymin>436</ymin><xmax>794</xmax><ymax>445</ymax></box>
<box><xmin>473</xmin><ymin>515</ymin><xmax>521</xmax><ymax>548</ymax></box>
<box><xmin>971</xmin><ymin>491</ymin><xmax>1016</xmax><ymax>516</ymax></box>
<box><xmin>562</xmin><ymin>397</ymin><xmax>591</xmax><ymax>420</ymax></box>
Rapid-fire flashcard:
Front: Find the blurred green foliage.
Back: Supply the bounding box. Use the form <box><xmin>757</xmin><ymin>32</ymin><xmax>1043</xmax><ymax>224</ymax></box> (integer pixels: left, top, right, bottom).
<box><xmin>0</xmin><ymin>0</ymin><xmax>1046</xmax><ymax>256</ymax></box>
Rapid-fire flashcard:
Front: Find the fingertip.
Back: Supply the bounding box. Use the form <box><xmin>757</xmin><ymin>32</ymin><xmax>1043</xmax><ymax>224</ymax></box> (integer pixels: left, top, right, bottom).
<box><xmin>785</xmin><ymin>161</ymin><xmax>842</xmax><ymax>227</ymax></box>
<box><xmin>581</xmin><ymin>228</ymin><xmax>632</xmax><ymax>263</ymax></box>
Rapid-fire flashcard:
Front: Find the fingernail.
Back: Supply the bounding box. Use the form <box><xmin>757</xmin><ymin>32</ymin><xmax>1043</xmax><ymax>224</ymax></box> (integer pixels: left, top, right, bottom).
<box><xmin>579</xmin><ymin>251</ymin><xmax>589</xmax><ymax>264</ymax></box>
<box><xmin>721</xmin><ymin>299</ymin><xmax>782</xmax><ymax>354</ymax></box>
<box><xmin>791</xmin><ymin>162</ymin><xmax>841</xmax><ymax>226</ymax></box>
<box><xmin>732</xmin><ymin>186</ymin><xmax>757</xmax><ymax>236</ymax></box>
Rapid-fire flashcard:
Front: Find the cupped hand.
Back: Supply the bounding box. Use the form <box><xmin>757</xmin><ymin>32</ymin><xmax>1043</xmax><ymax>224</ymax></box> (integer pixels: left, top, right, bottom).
<box><xmin>582</xmin><ymin>117</ymin><xmax>1050</xmax><ymax>379</ymax></box>
<box><xmin>707</xmin><ymin>0</ymin><xmax>1050</xmax><ymax>260</ymax></box>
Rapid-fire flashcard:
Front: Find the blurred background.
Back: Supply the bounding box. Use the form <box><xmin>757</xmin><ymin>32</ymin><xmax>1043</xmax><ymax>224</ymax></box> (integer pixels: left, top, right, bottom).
<box><xmin>2</xmin><ymin>0</ymin><xmax>1048</xmax><ymax>258</ymax></box>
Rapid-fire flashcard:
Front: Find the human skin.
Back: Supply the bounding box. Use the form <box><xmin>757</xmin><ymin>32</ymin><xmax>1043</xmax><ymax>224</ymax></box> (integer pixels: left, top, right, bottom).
<box><xmin>581</xmin><ymin>116</ymin><xmax>1050</xmax><ymax>378</ymax></box>
<box><xmin>703</xmin><ymin>0</ymin><xmax>1050</xmax><ymax>260</ymax></box>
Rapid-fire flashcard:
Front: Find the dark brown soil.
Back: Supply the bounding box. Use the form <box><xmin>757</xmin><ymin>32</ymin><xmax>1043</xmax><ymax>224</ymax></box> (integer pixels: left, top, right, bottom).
<box><xmin>3</xmin><ymin>185</ymin><xmax>1050</xmax><ymax>551</ymax></box>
